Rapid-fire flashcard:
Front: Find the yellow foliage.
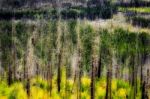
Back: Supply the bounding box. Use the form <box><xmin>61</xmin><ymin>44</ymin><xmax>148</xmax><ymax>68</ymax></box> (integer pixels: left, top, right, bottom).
<box><xmin>70</xmin><ymin>94</ymin><xmax>77</xmax><ymax>99</ymax></box>
<box><xmin>81</xmin><ymin>92</ymin><xmax>90</xmax><ymax>99</ymax></box>
<box><xmin>96</xmin><ymin>86</ymin><xmax>105</xmax><ymax>97</ymax></box>
<box><xmin>81</xmin><ymin>77</ymin><xmax>91</xmax><ymax>87</ymax></box>
<box><xmin>99</xmin><ymin>80</ymin><xmax>106</xmax><ymax>89</ymax></box>
<box><xmin>111</xmin><ymin>80</ymin><xmax>117</xmax><ymax>91</ymax></box>
<box><xmin>0</xmin><ymin>96</ymin><xmax>7</xmax><ymax>99</ymax></box>
<box><xmin>10</xmin><ymin>83</ymin><xmax>27</xmax><ymax>99</ymax></box>
<box><xmin>117</xmin><ymin>88</ymin><xmax>126</xmax><ymax>98</ymax></box>
<box><xmin>68</xmin><ymin>79</ymin><xmax>74</xmax><ymax>86</ymax></box>
<box><xmin>30</xmin><ymin>86</ymin><xmax>50</xmax><ymax>99</ymax></box>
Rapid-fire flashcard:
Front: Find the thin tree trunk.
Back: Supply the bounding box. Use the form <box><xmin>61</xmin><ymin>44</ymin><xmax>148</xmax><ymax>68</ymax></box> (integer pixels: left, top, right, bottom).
<box><xmin>12</xmin><ymin>21</ymin><xmax>16</xmax><ymax>81</ymax></box>
<box><xmin>23</xmin><ymin>54</ymin><xmax>26</xmax><ymax>81</ymax></box>
<box><xmin>57</xmin><ymin>50</ymin><xmax>62</xmax><ymax>92</ymax></box>
<box><xmin>91</xmin><ymin>57</ymin><xmax>95</xmax><ymax>99</ymax></box>
<box><xmin>8</xmin><ymin>64</ymin><xmax>13</xmax><ymax>85</ymax></box>
<box><xmin>78</xmin><ymin>62</ymin><xmax>82</xmax><ymax>99</ymax></box>
<box><xmin>98</xmin><ymin>52</ymin><xmax>102</xmax><ymax>78</ymax></box>
<box><xmin>105</xmin><ymin>59</ymin><xmax>112</xmax><ymax>99</ymax></box>
<box><xmin>142</xmin><ymin>81</ymin><xmax>148</xmax><ymax>99</ymax></box>
<box><xmin>26</xmin><ymin>78</ymin><xmax>30</xmax><ymax>97</ymax></box>
<box><xmin>47</xmin><ymin>50</ymin><xmax>52</xmax><ymax>96</ymax></box>
<box><xmin>105</xmin><ymin>70</ymin><xmax>112</xmax><ymax>99</ymax></box>
<box><xmin>50</xmin><ymin>61</ymin><xmax>52</xmax><ymax>96</ymax></box>
<box><xmin>140</xmin><ymin>54</ymin><xmax>143</xmax><ymax>88</ymax></box>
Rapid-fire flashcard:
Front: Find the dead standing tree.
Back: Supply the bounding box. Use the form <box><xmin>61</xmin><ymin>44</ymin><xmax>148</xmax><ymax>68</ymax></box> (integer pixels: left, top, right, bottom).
<box><xmin>12</xmin><ymin>20</ymin><xmax>17</xmax><ymax>81</ymax></box>
<box><xmin>57</xmin><ymin>19</ymin><xmax>64</xmax><ymax>92</ymax></box>
<box><xmin>91</xmin><ymin>57</ymin><xmax>96</xmax><ymax>99</ymax></box>
<box><xmin>105</xmin><ymin>57</ymin><xmax>112</xmax><ymax>99</ymax></box>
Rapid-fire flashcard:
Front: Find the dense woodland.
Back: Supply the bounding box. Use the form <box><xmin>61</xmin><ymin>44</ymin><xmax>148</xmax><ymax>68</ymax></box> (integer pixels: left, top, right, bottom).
<box><xmin>0</xmin><ymin>0</ymin><xmax>150</xmax><ymax>99</ymax></box>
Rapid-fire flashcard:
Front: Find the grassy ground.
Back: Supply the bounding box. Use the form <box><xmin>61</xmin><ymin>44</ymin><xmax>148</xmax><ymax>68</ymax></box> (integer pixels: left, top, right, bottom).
<box><xmin>88</xmin><ymin>12</ymin><xmax>150</xmax><ymax>34</ymax></box>
<box><xmin>119</xmin><ymin>7</ymin><xmax>150</xmax><ymax>13</ymax></box>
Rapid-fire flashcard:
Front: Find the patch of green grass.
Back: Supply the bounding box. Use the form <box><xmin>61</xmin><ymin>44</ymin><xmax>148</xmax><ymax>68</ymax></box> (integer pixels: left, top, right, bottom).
<box><xmin>119</xmin><ymin>7</ymin><xmax>150</xmax><ymax>13</ymax></box>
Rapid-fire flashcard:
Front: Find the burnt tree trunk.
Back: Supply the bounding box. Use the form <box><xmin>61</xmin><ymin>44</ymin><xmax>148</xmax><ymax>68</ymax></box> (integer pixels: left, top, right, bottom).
<box><xmin>57</xmin><ymin>49</ymin><xmax>62</xmax><ymax>92</ymax></box>
<box><xmin>142</xmin><ymin>81</ymin><xmax>148</xmax><ymax>99</ymax></box>
<box><xmin>36</xmin><ymin>63</ymin><xmax>39</xmax><ymax>77</ymax></box>
<box><xmin>91</xmin><ymin>57</ymin><xmax>95</xmax><ymax>99</ymax></box>
<box><xmin>23</xmin><ymin>54</ymin><xmax>26</xmax><ymax>81</ymax></box>
<box><xmin>97</xmin><ymin>52</ymin><xmax>102</xmax><ymax>78</ymax></box>
<box><xmin>8</xmin><ymin>64</ymin><xmax>13</xmax><ymax>85</ymax></box>
<box><xmin>26</xmin><ymin>78</ymin><xmax>30</xmax><ymax>97</ymax></box>
<box><xmin>47</xmin><ymin>51</ymin><xmax>52</xmax><ymax>96</ymax></box>
<box><xmin>105</xmin><ymin>60</ymin><xmax>112</xmax><ymax>99</ymax></box>
<box><xmin>78</xmin><ymin>50</ymin><xmax>82</xmax><ymax>99</ymax></box>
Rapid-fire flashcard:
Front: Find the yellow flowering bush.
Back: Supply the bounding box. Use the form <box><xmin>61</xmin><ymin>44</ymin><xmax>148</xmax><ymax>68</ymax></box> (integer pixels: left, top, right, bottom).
<box><xmin>81</xmin><ymin>92</ymin><xmax>90</xmax><ymax>99</ymax></box>
<box><xmin>96</xmin><ymin>86</ymin><xmax>105</xmax><ymax>98</ymax></box>
<box><xmin>117</xmin><ymin>88</ymin><xmax>126</xmax><ymax>98</ymax></box>
<box><xmin>111</xmin><ymin>80</ymin><xmax>117</xmax><ymax>91</ymax></box>
<box><xmin>30</xmin><ymin>86</ymin><xmax>50</xmax><ymax>99</ymax></box>
<box><xmin>81</xmin><ymin>77</ymin><xmax>91</xmax><ymax>88</ymax></box>
<box><xmin>8</xmin><ymin>83</ymin><xmax>27</xmax><ymax>99</ymax></box>
<box><xmin>0</xmin><ymin>76</ymin><xmax>139</xmax><ymax>99</ymax></box>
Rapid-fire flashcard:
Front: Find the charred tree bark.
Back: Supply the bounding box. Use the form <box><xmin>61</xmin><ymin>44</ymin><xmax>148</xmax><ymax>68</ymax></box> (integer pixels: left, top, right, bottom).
<box><xmin>57</xmin><ymin>50</ymin><xmax>62</xmax><ymax>92</ymax></box>
<box><xmin>105</xmin><ymin>59</ymin><xmax>112</xmax><ymax>99</ymax></box>
<box><xmin>36</xmin><ymin>63</ymin><xmax>39</xmax><ymax>77</ymax></box>
<box><xmin>133</xmin><ymin>54</ymin><xmax>138</xmax><ymax>99</ymax></box>
<box><xmin>78</xmin><ymin>50</ymin><xmax>82</xmax><ymax>99</ymax></box>
<box><xmin>26</xmin><ymin>78</ymin><xmax>30</xmax><ymax>97</ymax></box>
<box><xmin>23</xmin><ymin>54</ymin><xmax>26</xmax><ymax>81</ymax></box>
<box><xmin>8</xmin><ymin>64</ymin><xmax>13</xmax><ymax>85</ymax></box>
<box><xmin>142</xmin><ymin>81</ymin><xmax>148</xmax><ymax>99</ymax></box>
<box><xmin>105</xmin><ymin>70</ymin><xmax>112</xmax><ymax>99</ymax></box>
<box><xmin>140</xmin><ymin>54</ymin><xmax>143</xmax><ymax>88</ymax></box>
<box><xmin>97</xmin><ymin>52</ymin><xmax>102</xmax><ymax>78</ymax></box>
<box><xmin>50</xmin><ymin>62</ymin><xmax>52</xmax><ymax>96</ymax></box>
<box><xmin>47</xmin><ymin>50</ymin><xmax>52</xmax><ymax>96</ymax></box>
<box><xmin>91</xmin><ymin>57</ymin><xmax>95</xmax><ymax>99</ymax></box>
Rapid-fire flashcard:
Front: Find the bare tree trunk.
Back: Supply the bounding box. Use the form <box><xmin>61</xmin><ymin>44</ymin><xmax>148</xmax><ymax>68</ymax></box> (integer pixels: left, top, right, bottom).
<box><xmin>26</xmin><ymin>78</ymin><xmax>30</xmax><ymax>97</ymax></box>
<box><xmin>140</xmin><ymin>54</ymin><xmax>143</xmax><ymax>88</ymax></box>
<box><xmin>142</xmin><ymin>81</ymin><xmax>148</xmax><ymax>99</ymax></box>
<box><xmin>50</xmin><ymin>61</ymin><xmax>52</xmax><ymax>96</ymax></box>
<box><xmin>57</xmin><ymin>49</ymin><xmax>62</xmax><ymax>92</ymax></box>
<box><xmin>91</xmin><ymin>57</ymin><xmax>95</xmax><ymax>99</ymax></box>
<box><xmin>23</xmin><ymin>54</ymin><xmax>26</xmax><ymax>81</ymax></box>
<box><xmin>133</xmin><ymin>55</ymin><xmax>138</xmax><ymax>99</ymax></box>
<box><xmin>78</xmin><ymin>50</ymin><xmax>82</xmax><ymax>99</ymax></box>
<box><xmin>147</xmin><ymin>69</ymin><xmax>149</xmax><ymax>84</ymax></box>
<box><xmin>8</xmin><ymin>64</ymin><xmax>13</xmax><ymax>85</ymax></box>
<box><xmin>97</xmin><ymin>52</ymin><xmax>102</xmax><ymax>78</ymax></box>
<box><xmin>47</xmin><ymin>50</ymin><xmax>52</xmax><ymax>96</ymax></box>
<box><xmin>105</xmin><ymin>59</ymin><xmax>112</xmax><ymax>99</ymax></box>
<box><xmin>12</xmin><ymin>21</ymin><xmax>17</xmax><ymax>81</ymax></box>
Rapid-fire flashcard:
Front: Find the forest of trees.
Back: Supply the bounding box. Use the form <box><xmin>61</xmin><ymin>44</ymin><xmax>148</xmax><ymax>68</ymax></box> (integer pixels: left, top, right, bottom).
<box><xmin>0</xmin><ymin>0</ymin><xmax>150</xmax><ymax>99</ymax></box>
<box><xmin>0</xmin><ymin>19</ymin><xmax>150</xmax><ymax>98</ymax></box>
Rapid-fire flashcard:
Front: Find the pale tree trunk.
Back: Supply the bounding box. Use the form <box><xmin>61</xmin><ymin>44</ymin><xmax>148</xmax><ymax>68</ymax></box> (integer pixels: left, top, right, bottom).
<box><xmin>57</xmin><ymin>20</ymin><xmax>64</xmax><ymax>92</ymax></box>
